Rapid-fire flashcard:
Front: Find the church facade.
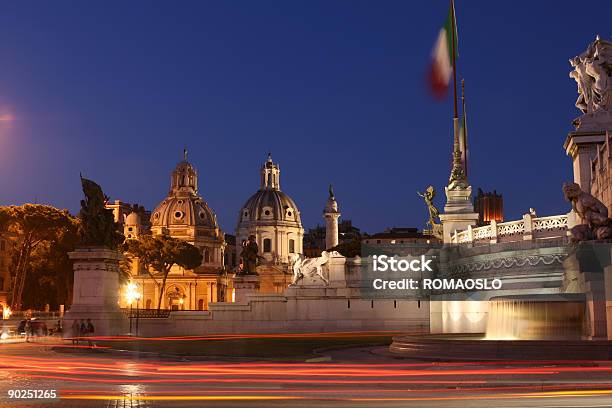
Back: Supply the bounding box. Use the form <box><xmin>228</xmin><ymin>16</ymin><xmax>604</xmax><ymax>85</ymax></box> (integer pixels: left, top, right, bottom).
<box><xmin>118</xmin><ymin>153</ymin><xmax>229</xmax><ymax>311</ymax></box>
<box><xmin>115</xmin><ymin>152</ymin><xmax>310</xmax><ymax>309</ymax></box>
<box><xmin>235</xmin><ymin>154</ymin><xmax>304</xmax><ymax>292</ymax></box>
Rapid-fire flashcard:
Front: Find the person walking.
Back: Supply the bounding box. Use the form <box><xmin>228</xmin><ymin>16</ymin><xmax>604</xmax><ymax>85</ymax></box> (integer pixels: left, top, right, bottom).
<box><xmin>86</xmin><ymin>319</ymin><xmax>95</xmax><ymax>347</ymax></box>
<box><xmin>24</xmin><ymin>319</ymin><xmax>31</xmax><ymax>343</ymax></box>
<box><xmin>71</xmin><ymin>320</ymin><xmax>79</xmax><ymax>345</ymax></box>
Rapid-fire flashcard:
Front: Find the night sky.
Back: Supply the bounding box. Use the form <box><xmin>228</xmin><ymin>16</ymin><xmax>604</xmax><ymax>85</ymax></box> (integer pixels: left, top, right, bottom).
<box><xmin>0</xmin><ymin>1</ymin><xmax>610</xmax><ymax>234</ymax></box>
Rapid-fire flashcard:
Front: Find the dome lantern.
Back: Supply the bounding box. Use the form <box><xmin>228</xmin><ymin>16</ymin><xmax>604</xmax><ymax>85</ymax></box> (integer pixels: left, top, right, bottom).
<box><xmin>170</xmin><ymin>149</ymin><xmax>198</xmax><ymax>195</ymax></box>
<box><xmin>260</xmin><ymin>153</ymin><xmax>280</xmax><ymax>190</ymax></box>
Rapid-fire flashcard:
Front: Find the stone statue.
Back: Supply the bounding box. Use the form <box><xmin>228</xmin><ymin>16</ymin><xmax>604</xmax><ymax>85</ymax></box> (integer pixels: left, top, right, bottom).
<box><xmin>569</xmin><ymin>37</ymin><xmax>612</xmax><ymax>130</ymax></box>
<box><xmin>417</xmin><ymin>186</ymin><xmax>443</xmax><ymax>240</ymax></box>
<box><xmin>290</xmin><ymin>251</ymin><xmax>330</xmax><ymax>286</ymax></box>
<box><xmin>78</xmin><ymin>175</ymin><xmax>123</xmax><ymax>249</ymax></box>
<box><xmin>238</xmin><ymin>235</ymin><xmax>259</xmax><ymax>275</ymax></box>
<box><xmin>569</xmin><ymin>56</ymin><xmax>593</xmax><ymax>113</ymax></box>
<box><xmin>417</xmin><ymin>186</ymin><xmax>440</xmax><ymax>227</ymax></box>
<box><xmin>328</xmin><ymin>184</ymin><xmax>335</xmax><ymax>199</ymax></box>
<box><xmin>562</xmin><ymin>182</ymin><xmax>612</xmax><ymax>241</ymax></box>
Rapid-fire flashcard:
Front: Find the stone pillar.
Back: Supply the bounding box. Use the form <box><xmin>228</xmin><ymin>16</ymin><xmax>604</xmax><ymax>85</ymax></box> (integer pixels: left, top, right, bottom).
<box><xmin>606</xmin><ymin>249</ymin><xmax>612</xmax><ymax>340</ymax></box>
<box><xmin>63</xmin><ymin>247</ymin><xmax>128</xmax><ymax>336</ymax></box>
<box><xmin>324</xmin><ymin>212</ymin><xmax>340</xmax><ymax>249</ymax></box>
<box><xmin>233</xmin><ymin>275</ymin><xmax>260</xmax><ymax>303</ymax></box>
<box><xmin>327</xmin><ymin>252</ymin><xmax>347</xmax><ymax>288</ymax></box>
<box><xmin>489</xmin><ymin>220</ymin><xmax>498</xmax><ymax>244</ymax></box>
<box><xmin>523</xmin><ymin>212</ymin><xmax>534</xmax><ymax>240</ymax></box>
<box><xmin>564</xmin><ymin>131</ymin><xmax>606</xmax><ymax>192</ymax></box>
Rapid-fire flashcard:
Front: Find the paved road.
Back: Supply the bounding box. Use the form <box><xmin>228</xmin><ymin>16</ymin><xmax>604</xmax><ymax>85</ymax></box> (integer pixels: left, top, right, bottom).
<box><xmin>1</xmin><ymin>339</ymin><xmax>612</xmax><ymax>407</ymax></box>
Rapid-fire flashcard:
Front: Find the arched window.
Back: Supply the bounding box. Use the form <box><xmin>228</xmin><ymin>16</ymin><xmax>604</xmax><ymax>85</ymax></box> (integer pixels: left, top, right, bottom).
<box><xmin>198</xmin><ymin>299</ymin><xmax>204</xmax><ymax>311</ymax></box>
<box><xmin>145</xmin><ymin>299</ymin><xmax>152</xmax><ymax>309</ymax></box>
<box><xmin>204</xmin><ymin>249</ymin><xmax>210</xmax><ymax>263</ymax></box>
<box><xmin>263</xmin><ymin>238</ymin><xmax>272</xmax><ymax>253</ymax></box>
<box><xmin>289</xmin><ymin>239</ymin><xmax>295</xmax><ymax>254</ymax></box>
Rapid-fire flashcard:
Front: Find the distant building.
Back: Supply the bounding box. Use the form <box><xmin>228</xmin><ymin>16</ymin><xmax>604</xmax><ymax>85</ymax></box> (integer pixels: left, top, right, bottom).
<box><xmin>474</xmin><ymin>188</ymin><xmax>503</xmax><ymax>226</ymax></box>
<box><xmin>113</xmin><ymin>153</ymin><xmax>229</xmax><ymax>311</ymax></box>
<box><xmin>304</xmin><ymin>220</ymin><xmax>361</xmax><ymax>257</ymax></box>
<box><xmin>235</xmin><ymin>154</ymin><xmax>304</xmax><ymax>293</ymax></box>
<box><xmin>236</xmin><ymin>154</ymin><xmax>304</xmax><ymax>265</ymax></box>
<box><xmin>361</xmin><ymin>227</ymin><xmax>437</xmax><ymax>246</ymax></box>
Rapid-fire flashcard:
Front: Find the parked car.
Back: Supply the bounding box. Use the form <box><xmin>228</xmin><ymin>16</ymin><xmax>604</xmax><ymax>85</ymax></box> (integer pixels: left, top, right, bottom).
<box><xmin>17</xmin><ymin>320</ymin><xmax>48</xmax><ymax>337</ymax></box>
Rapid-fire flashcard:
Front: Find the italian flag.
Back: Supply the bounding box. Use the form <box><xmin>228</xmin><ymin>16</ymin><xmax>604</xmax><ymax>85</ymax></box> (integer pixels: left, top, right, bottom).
<box><xmin>428</xmin><ymin>2</ymin><xmax>458</xmax><ymax>99</ymax></box>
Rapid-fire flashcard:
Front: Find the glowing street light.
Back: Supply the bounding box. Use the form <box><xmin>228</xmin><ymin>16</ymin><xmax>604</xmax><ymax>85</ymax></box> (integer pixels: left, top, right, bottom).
<box><xmin>124</xmin><ymin>282</ymin><xmax>142</xmax><ymax>336</ymax></box>
<box><xmin>2</xmin><ymin>306</ymin><xmax>12</xmax><ymax>320</ymax></box>
<box><xmin>125</xmin><ymin>282</ymin><xmax>139</xmax><ymax>305</ymax></box>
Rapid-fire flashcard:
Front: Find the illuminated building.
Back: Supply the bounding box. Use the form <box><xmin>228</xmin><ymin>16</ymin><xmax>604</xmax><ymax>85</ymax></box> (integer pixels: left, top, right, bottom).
<box><xmin>116</xmin><ymin>152</ymin><xmax>228</xmax><ymax>310</ymax></box>
<box><xmin>474</xmin><ymin>188</ymin><xmax>504</xmax><ymax>226</ymax></box>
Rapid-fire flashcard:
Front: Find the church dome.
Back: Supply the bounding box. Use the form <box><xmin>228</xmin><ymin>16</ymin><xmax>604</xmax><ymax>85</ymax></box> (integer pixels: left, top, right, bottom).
<box><xmin>236</xmin><ymin>154</ymin><xmax>304</xmax><ymax>264</ymax></box>
<box><xmin>239</xmin><ymin>189</ymin><xmax>301</xmax><ymax>225</ymax></box>
<box><xmin>151</xmin><ymin>150</ymin><xmax>219</xmax><ymax>230</ymax></box>
<box><xmin>151</xmin><ymin>196</ymin><xmax>218</xmax><ymax>228</ymax></box>
<box><xmin>125</xmin><ymin>211</ymin><xmax>140</xmax><ymax>226</ymax></box>
<box><xmin>237</xmin><ymin>154</ymin><xmax>301</xmax><ymax>226</ymax></box>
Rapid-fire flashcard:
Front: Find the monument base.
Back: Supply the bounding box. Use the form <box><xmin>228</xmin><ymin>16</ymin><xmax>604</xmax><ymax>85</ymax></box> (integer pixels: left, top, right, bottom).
<box><xmin>439</xmin><ymin>185</ymin><xmax>479</xmax><ymax>243</ymax></box>
<box><xmin>63</xmin><ymin>247</ymin><xmax>128</xmax><ymax>336</ymax></box>
<box><xmin>233</xmin><ymin>274</ymin><xmax>260</xmax><ymax>303</ymax></box>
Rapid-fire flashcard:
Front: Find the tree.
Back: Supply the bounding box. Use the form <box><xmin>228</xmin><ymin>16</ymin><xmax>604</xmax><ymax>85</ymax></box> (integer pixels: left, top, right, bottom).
<box><xmin>330</xmin><ymin>239</ymin><xmax>361</xmax><ymax>258</ymax></box>
<box><xmin>0</xmin><ymin>204</ymin><xmax>78</xmax><ymax>310</ymax></box>
<box><xmin>123</xmin><ymin>235</ymin><xmax>202</xmax><ymax>310</ymax></box>
<box><xmin>22</xmin><ymin>222</ymin><xmax>79</xmax><ymax>309</ymax></box>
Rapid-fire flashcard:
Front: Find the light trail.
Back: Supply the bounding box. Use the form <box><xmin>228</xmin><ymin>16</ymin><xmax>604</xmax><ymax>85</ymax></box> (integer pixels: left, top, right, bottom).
<box><xmin>2</xmin><ymin>343</ymin><xmax>612</xmax><ymax>405</ymax></box>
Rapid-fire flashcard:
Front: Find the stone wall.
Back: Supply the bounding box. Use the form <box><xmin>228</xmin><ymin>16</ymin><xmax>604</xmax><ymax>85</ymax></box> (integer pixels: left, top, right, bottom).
<box><xmin>136</xmin><ymin>292</ymin><xmax>428</xmax><ymax>336</ymax></box>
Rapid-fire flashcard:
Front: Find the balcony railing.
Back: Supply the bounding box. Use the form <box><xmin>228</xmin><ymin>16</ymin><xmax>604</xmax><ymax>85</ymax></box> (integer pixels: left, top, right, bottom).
<box><xmin>452</xmin><ymin>212</ymin><xmax>573</xmax><ymax>245</ymax></box>
<box><xmin>122</xmin><ymin>308</ymin><xmax>171</xmax><ymax>319</ymax></box>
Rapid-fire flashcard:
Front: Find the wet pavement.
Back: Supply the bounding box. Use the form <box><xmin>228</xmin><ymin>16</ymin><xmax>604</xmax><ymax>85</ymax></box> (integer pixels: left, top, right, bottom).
<box><xmin>1</xmin><ymin>338</ymin><xmax>612</xmax><ymax>407</ymax></box>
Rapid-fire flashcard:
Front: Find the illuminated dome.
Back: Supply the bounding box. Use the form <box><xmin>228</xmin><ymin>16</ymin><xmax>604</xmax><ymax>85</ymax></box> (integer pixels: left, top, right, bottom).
<box><xmin>236</xmin><ymin>154</ymin><xmax>304</xmax><ymax>264</ymax></box>
<box><xmin>240</xmin><ymin>189</ymin><xmax>301</xmax><ymax>225</ymax></box>
<box><xmin>151</xmin><ymin>156</ymin><xmax>218</xmax><ymax>230</ymax></box>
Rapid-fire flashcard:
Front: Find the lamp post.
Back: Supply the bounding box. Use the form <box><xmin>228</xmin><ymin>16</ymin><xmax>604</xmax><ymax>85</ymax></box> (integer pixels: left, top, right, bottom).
<box><xmin>134</xmin><ymin>289</ymin><xmax>141</xmax><ymax>337</ymax></box>
<box><xmin>125</xmin><ymin>282</ymin><xmax>139</xmax><ymax>336</ymax></box>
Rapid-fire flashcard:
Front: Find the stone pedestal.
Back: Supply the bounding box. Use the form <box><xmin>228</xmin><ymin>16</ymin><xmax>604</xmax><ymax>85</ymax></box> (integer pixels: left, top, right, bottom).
<box><xmin>562</xmin><ymin>243</ymin><xmax>611</xmax><ymax>339</ymax></box>
<box><xmin>564</xmin><ymin>131</ymin><xmax>607</xmax><ymax>192</ymax></box>
<box><xmin>605</xmin><ymin>249</ymin><xmax>612</xmax><ymax>340</ymax></box>
<box><xmin>63</xmin><ymin>247</ymin><xmax>128</xmax><ymax>336</ymax></box>
<box><xmin>439</xmin><ymin>186</ymin><xmax>479</xmax><ymax>244</ymax></box>
<box><xmin>233</xmin><ymin>275</ymin><xmax>260</xmax><ymax>303</ymax></box>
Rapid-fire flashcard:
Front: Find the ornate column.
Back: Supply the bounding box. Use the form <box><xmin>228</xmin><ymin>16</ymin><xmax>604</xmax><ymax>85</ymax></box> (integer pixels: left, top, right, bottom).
<box><xmin>439</xmin><ymin>118</ymin><xmax>478</xmax><ymax>243</ymax></box>
<box><xmin>324</xmin><ymin>185</ymin><xmax>341</xmax><ymax>250</ymax></box>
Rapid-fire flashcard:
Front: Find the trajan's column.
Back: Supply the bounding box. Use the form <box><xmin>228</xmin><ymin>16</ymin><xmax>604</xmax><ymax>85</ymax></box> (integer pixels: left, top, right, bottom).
<box><xmin>324</xmin><ymin>185</ymin><xmax>341</xmax><ymax>249</ymax></box>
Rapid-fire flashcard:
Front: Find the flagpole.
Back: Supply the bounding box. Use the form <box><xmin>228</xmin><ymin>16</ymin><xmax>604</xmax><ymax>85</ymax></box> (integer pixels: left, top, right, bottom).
<box><xmin>450</xmin><ymin>0</ymin><xmax>458</xmax><ymax>119</ymax></box>
<box><xmin>450</xmin><ymin>0</ymin><xmax>461</xmax><ymax>182</ymax></box>
<box><xmin>461</xmin><ymin>79</ymin><xmax>468</xmax><ymax>177</ymax></box>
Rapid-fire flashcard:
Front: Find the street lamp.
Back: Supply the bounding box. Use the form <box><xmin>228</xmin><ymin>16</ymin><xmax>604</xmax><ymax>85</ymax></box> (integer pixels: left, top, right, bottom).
<box><xmin>134</xmin><ymin>287</ymin><xmax>141</xmax><ymax>337</ymax></box>
<box><xmin>125</xmin><ymin>283</ymin><xmax>140</xmax><ymax>336</ymax></box>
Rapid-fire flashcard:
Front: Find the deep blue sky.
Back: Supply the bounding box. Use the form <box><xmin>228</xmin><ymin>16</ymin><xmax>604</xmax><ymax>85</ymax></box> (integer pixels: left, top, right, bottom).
<box><xmin>0</xmin><ymin>1</ymin><xmax>610</xmax><ymax>234</ymax></box>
